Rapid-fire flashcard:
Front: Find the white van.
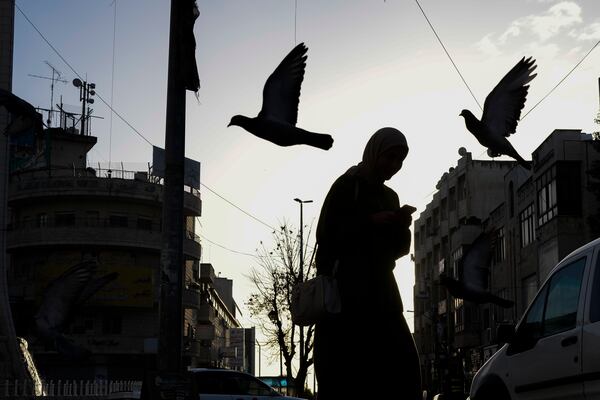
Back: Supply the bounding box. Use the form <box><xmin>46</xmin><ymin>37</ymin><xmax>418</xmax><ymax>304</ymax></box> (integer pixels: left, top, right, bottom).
<box><xmin>469</xmin><ymin>237</ymin><xmax>600</xmax><ymax>400</ymax></box>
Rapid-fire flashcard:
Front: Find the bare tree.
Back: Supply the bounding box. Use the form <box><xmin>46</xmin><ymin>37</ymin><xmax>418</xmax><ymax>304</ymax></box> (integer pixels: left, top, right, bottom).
<box><xmin>246</xmin><ymin>221</ymin><xmax>316</xmax><ymax>398</ymax></box>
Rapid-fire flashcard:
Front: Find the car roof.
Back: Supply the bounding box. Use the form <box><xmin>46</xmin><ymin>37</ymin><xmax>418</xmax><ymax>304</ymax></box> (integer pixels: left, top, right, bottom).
<box><xmin>562</xmin><ymin>237</ymin><xmax>600</xmax><ymax>261</ymax></box>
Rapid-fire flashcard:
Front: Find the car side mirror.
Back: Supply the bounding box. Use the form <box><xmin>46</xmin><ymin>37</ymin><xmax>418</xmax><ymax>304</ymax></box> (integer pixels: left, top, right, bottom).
<box><xmin>496</xmin><ymin>323</ymin><xmax>515</xmax><ymax>345</ymax></box>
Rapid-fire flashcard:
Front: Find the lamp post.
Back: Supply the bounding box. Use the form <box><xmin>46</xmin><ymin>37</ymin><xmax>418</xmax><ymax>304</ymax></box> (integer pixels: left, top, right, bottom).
<box><xmin>293</xmin><ymin>198</ymin><xmax>312</xmax><ymax>368</ymax></box>
<box><xmin>255</xmin><ymin>339</ymin><xmax>262</xmax><ymax>377</ymax></box>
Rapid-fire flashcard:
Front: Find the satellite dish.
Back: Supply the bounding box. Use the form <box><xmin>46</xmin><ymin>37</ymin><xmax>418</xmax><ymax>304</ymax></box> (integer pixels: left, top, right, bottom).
<box><xmin>458</xmin><ymin>147</ymin><xmax>467</xmax><ymax>156</ymax></box>
<box><xmin>72</xmin><ymin>78</ymin><xmax>82</xmax><ymax>88</ymax></box>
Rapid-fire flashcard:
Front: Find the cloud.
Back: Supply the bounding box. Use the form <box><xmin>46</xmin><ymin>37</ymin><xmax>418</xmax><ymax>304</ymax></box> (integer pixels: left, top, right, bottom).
<box><xmin>499</xmin><ymin>25</ymin><xmax>521</xmax><ymax>45</ymax></box>
<box><xmin>527</xmin><ymin>2</ymin><xmax>582</xmax><ymax>41</ymax></box>
<box><xmin>476</xmin><ymin>1</ymin><xmax>582</xmax><ymax>57</ymax></box>
<box><xmin>476</xmin><ymin>34</ymin><xmax>502</xmax><ymax>57</ymax></box>
<box><xmin>572</xmin><ymin>22</ymin><xmax>600</xmax><ymax>41</ymax></box>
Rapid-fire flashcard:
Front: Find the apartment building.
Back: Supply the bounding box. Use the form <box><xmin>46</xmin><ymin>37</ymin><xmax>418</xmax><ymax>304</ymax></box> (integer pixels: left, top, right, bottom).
<box><xmin>413</xmin><ymin>130</ymin><xmax>600</xmax><ymax>396</ymax></box>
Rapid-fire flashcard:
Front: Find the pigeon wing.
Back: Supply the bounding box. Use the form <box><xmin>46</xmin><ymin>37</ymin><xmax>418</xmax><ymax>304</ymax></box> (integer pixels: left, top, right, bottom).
<box><xmin>481</xmin><ymin>57</ymin><xmax>537</xmax><ymax>138</ymax></box>
<box><xmin>461</xmin><ymin>232</ymin><xmax>493</xmax><ymax>291</ymax></box>
<box><xmin>258</xmin><ymin>42</ymin><xmax>308</xmax><ymax>125</ymax></box>
<box><xmin>36</xmin><ymin>261</ymin><xmax>97</xmax><ymax>329</ymax></box>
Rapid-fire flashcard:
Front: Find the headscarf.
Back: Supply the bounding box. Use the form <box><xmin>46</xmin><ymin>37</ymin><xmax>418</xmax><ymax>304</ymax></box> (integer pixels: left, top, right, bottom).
<box><xmin>346</xmin><ymin>127</ymin><xmax>409</xmax><ymax>183</ymax></box>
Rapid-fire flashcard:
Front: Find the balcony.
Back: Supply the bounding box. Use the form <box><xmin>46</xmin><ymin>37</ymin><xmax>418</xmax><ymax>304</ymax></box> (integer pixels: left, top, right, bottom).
<box><xmin>198</xmin><ymin>304</ymin><xmax>216</xmax><ymax>324</ymax></box>
<box><xmin>8</xmin><ymin>173</ymin><xmax>201</xmax><ymax>216</ymax></box>
<box><xmin>6</xmin><ymin>218</ymin><xmax>201</xmax><ymax>259</ymax></box>
<box><xmin>183</xmin><ymin>286</ymin><xmax>202</xmax><ymax>308</ymax></box>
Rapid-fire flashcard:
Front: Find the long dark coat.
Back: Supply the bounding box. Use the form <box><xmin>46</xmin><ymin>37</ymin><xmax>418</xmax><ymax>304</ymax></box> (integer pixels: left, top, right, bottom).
<box><xmin>314</xmin><ymin>172</ymin><xmax>421</xmax><ymax>399</ymax></box>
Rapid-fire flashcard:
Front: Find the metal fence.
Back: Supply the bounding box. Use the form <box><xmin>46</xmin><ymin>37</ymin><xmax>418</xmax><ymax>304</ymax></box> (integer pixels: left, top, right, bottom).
<box><xmin>1</xmin><ymin>379</ymin><xmax>141</xmax><ymax>399</ymax></box>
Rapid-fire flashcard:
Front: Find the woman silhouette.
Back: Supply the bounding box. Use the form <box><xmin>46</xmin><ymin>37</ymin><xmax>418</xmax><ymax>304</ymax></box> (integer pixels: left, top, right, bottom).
<box><xmin>314</xmin><ymin>127</ymin><xmax>421</xmax><ymax>399</ymax></box>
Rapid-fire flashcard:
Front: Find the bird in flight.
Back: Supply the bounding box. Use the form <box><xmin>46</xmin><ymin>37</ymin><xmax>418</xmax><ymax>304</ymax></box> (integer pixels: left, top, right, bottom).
<box><xmin>460</xmin><ymin>57</ymin><xmax>537</xmax><ymax>170</ymax></box>
<box><xmin>440</xmin><ymin>232</ymin><xmax>514</xmax><ymax>308</ymax></box>
<box><xmin>34</xmin><ymin>260</ymin><xmax>118</xmax><ymax>359</ymax></box>
<box><xmin>228</xmin><ymin>43</ymin><xmax>333</xmax><ymax>150</ymax></box>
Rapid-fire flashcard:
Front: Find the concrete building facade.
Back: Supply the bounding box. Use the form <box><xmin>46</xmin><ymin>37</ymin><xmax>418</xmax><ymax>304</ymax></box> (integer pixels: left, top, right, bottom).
<box><xmin>413</xmin><ymin>130</ymin><xmax>600</xmax><ymax>397</ymax></box>
<box><xmin>4</xmin><ymin>113</ymin><xmax>246</xmax><ymax>379</ymax></box>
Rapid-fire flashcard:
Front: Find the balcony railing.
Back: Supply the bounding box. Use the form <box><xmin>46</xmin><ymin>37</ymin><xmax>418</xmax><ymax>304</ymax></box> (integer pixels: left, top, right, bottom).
<box><xmin>6</xmin><ymin>217</ymin><xmax>201</xmax><ymax>257</ymax></box>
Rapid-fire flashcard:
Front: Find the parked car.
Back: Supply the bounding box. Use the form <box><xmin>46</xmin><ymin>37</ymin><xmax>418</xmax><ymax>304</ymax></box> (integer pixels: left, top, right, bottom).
<box><xmin>468</xmin><ymin>237</ymin><xmax>600</xmax><ymax>400</ymax></box>
<box><xmin>188</xmin><ymin>368</ymin><xmax>306</xmax><ymax>400</ymax></box>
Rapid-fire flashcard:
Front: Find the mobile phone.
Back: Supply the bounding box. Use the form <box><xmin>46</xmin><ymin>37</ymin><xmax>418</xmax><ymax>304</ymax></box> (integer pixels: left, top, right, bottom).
<box><xmin>400</xmin><ymin>204</ymin><xmax>417</xmax><ymax>214</ymax></box>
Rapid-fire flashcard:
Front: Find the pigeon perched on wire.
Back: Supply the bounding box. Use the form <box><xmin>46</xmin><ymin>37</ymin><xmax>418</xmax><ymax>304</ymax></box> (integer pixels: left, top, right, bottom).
<box><xmin>440</xmin><ymin>232</ymin><xmax>514</xmax><ymax>308</ymax></box>
<box><xmin>34</xmin><ymin>260</ymin><xmax>118</xmax><ymax>359</ymax></box>
<box><xmin>228</xmin><ymin>42</ymin><xmax>334</xmax><ymax>150</ymax></box>
<box><xmin>460</xmin><ymin>57</ymin><xmax>537</xmax><ymax>170</ymax></box>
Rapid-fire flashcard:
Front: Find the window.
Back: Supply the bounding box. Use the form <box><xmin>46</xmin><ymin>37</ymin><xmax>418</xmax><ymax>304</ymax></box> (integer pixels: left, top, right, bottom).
<box><xmin>537</xmin><ymin>166</ymin><xmax>557</xmax><ymax>226</ymax></box>
<box><xmin>455</xmin><ymin>298</ymin><xmax>464</xmax><ymax>332</ymax></box>
<box><xmin>522</xmin><ymin>274</ymin><xmax>538</xmax><ymax>313</ymax></box>
<box><xmin>452</xmin><ymin>247</ymin><xmax>463</xmax><ymax>279</ymax></box>
<box><xmin>520</xmin><ymin>203</ymin><xmax>535</xmax><ymax>247</ymax></box>
<box><xmin>518</xmin><ymin>257</ymin><xmax>586</xmax><ymax>345</ymax></box>
<box><xmin>493</xmin><ymin>227</ymin><xmax>505</xmax><ymax>264</ymax></box>
<box><xmin>109</xmin><ymin>214</ymin><xmax>128</xmax><ymax>228</ymax></box>
<box><xmin>55</xmin><ymin>212</ymin><xmax>75</xmax><ymax>227</ymax></box>
<box><xmin>441</xmin><ymin>198</ymin><xmax>447</xmax><ymax>220</ymax></box>
<box><xmin>483</xmin><ymin>308</ymin><xmax>490</xmax><ymax>330</ymax></box>
<box><xmin>496</xmin><ymin>288</ymin><xmax>508</xmax><ymax>322</ymax></box>
<box><xmin>102</xmin><ymin>316</ymin><xmax>122</xmax><ymax>334</ymax></box>
<box><xmin>86</xmin><ymin>211</ymin><xmax>99</xmax><ymax>227</ymax></box>
<box><xmin>433</xmin><ymin>207</ymin><xmax>440</xmax><ymax>229</ymax></box>
<box><xmin>458</xmin><ymin>174</ymin><xmax>467</xmax><ymax>201</ymax></box>
<box><xmin>590</xmin><ymin>255</ymin><xmax>600</xmax><ymax>323</ymax></box>
<box><xmin>520</xmin><ymin>285</ymin><xmax>548</xmax><ymax>342</ymax></box>
<box><xmin>556</xmin><ymin>161</ymin><xmax>581</xmax><ymax>216</ymax></box>
<box><xmin>137</xmin><ymin>217</ymin><xmax>153</xmax><ymax>231</ymax></box>
<box><xmin>426</xmin><ymin>217</ymin><xmax>432</xmax><ymax>237</ymax></box>
<box><xmin>543</xmin><ymin>257</ymin><xmax>586</xmax><ymax>336</ymax></box>
<box><xmin>509</xmin><ymin>181</ymin><xmax>515</xmax><ymax>218</ymax></box>
<box><xmin>449</xmin><ymin>187</ymin><xmax>456</xmax><ymax>211</ymax></box>
<box><xmin>36</xmin><ymin>213</ymin><xmax>48</xmax><ymax>228</ymax></box>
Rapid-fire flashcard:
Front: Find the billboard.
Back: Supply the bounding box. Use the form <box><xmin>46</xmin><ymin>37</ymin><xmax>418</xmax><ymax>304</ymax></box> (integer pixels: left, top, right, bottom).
<box><xmin>152</xmin><ymin>146</ymin><xmax>201</xmax><ymax>190</ymax></box>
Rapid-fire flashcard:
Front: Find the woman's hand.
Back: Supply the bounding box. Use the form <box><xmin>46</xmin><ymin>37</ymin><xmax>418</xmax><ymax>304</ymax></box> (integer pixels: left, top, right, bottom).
<box><xmin>370</xmin><ymin>210</ymin><xmax>412</xmax><ymax>227</ymax></box>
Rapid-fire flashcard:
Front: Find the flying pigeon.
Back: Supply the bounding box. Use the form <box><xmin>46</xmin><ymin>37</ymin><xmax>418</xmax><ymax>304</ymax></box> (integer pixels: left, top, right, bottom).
<box><xmin>440</xmin><ymin>232</ymin><xmax>514</xmax><ymax>308</ymax></box>
<box><xmin>228</xmin><ymin>42</ymin><xmax>334</xmax><ymax>150</ymax></box>
<box><xmin>460</xmin><ymin>57</ymin><xmax>537</xmax><ymax>170</ymax></box>
<box><xmin>34</xmin><ymin>260</ymin><xmax>118</xmax><ymax>359</ymax></box>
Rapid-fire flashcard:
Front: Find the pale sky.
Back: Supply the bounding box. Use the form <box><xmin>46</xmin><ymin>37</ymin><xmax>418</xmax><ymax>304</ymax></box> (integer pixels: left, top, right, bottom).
<box><xmin>12</xmin><ymin>0</ymin><xmax>600</xmax><ymax>377</ymax></box>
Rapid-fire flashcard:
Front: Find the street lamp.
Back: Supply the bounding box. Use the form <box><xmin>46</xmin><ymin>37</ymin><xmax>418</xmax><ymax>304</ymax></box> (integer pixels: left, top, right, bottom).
<box><xmin>268</xmin><ymin>310</ymin><xmax>283</xmax><ymax>377</ymax></box>
<box><xmin>255</xmin><ymin>339</ymin><xmax>262</xmax><ymax>377</ymax></box>
<box><xmin>293</xmin><ymin>198</ymin><xmax>312</xmax><ymax>368</ymax></box>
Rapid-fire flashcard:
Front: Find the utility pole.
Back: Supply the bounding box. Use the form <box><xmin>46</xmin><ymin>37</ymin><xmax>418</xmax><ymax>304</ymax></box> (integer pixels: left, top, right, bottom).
<box><xmin>0</xmin><ymin>0</ymin><xmax>28</xmax><ymax>383</ymax></box>
<box><xmin>157</xmin><ymin>0</ymin><xmax>188</xmax><ymax>396</ymax></box>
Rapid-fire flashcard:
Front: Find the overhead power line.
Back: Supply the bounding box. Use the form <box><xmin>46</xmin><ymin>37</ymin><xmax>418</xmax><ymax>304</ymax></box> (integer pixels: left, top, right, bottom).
<box><xmin>15</xmin><ymin>2</ymin><xmax>154</xmax><ymax>147</ymax></box>
<box><xmin>522</xmin><ymin>39</ymin><xmax>600</xmax><ymax>120</ymax></box>
<box><xmin>413</xmin><ymin>0</ymin><xmax>482</xmax><ymax>111</ymax></box>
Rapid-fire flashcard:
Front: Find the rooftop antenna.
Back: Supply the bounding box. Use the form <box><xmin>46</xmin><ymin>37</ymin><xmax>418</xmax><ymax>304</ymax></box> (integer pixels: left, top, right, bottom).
<box><xmin>28</xmin><ymin>61</ymin><xmax>67</xmax><ymax>126</ymax></box>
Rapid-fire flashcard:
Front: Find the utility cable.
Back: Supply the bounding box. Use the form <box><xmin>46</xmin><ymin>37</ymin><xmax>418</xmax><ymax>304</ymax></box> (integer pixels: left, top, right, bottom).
<box><xmin>15</xmin><ymin>2</ymin><xmax>155</xmax><ymax>147</ymax></box>
<box><xmin>414</xmin><ymin>0</ymin><xmax>482</xmax><ymax>111</ymax></box>
<box><xmin>16</xmin><ymin>1</ymin><xmax>315</xmax><ymax>250</ymax></box>
<box><xmin>522</xmin><ymin>39</ymin><xmax>600</xmax><ymax>121</ymax></box>
<box><xmin>109</xmin><ymin>0</ymin><xmax>118</xmax><ymax>169</ymax></box>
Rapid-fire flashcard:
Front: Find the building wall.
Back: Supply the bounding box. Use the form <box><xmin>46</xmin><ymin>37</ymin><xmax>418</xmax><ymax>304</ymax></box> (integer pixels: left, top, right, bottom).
<box><xmin>414</xmin><ymin>130</ymin><xmax>600</xmax><ymax>395</ymax></box>
<box><xmin>6</xmin><ymin>128</ymin><xmax>206</xmax><ymax>380</ymax></box>
<box><xmin>0</xmin><ymin>0</ymin><xmax>25</xmax><ymax>382</ymax></box>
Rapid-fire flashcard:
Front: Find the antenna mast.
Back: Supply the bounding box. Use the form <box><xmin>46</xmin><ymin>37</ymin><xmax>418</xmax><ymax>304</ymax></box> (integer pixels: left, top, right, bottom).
<box><xmin>27</xmin><ymin>61</ymin><xmax>67</xmax><ymax>126</ymax></box>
